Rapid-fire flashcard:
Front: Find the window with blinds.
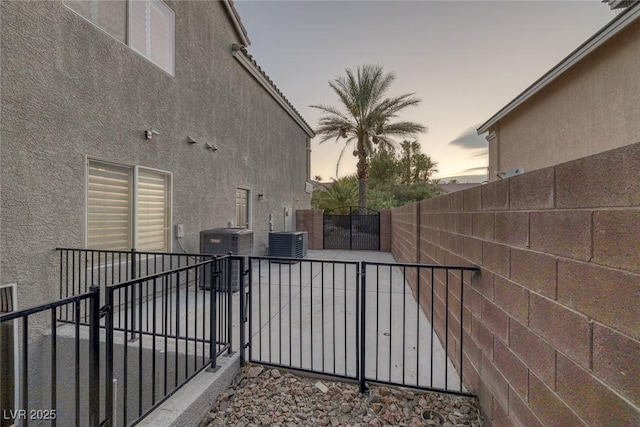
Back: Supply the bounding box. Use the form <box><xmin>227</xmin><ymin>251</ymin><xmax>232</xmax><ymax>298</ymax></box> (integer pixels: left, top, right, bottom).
<box><xmin>137</xmin><ymin>169</ymin><xmax>170</xmax><ymax>251</ymax></box>
<box><xmin>87</xmin><ymin>160</ymin><xmax>171</xmax><ymax>252</ymax></box>
<box><xmin>129</xmin><ymin>0</ymin><xmax>175</xmax><ymax>75</ymax></box>
<box><xmin>65</xmin><ymin>0</ymin><xmax>174</xmax><ymax>75</ymax></box>
<box><xmin>87</xmin><ymin>162</ymin><xmax>132</xmax><ymax>250</ymax></box>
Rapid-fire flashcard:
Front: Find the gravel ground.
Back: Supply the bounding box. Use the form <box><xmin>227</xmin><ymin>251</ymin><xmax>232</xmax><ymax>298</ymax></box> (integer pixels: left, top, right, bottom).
<box><xmin>200</xmin><ymin>365</ymin><xmax>483</xmax><ymax>426</ymax></box>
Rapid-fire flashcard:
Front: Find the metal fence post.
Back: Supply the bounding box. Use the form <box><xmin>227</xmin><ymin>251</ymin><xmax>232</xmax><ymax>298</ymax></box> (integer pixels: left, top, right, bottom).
<box><xmin>239</xmin><ymin>256</ymin><xmax>246</xmax><ymax>366</ymax></box>
<box><xmin>227</xmin><ymin>254</ymin><xmax>233</xmax><ymax>355</ymax></box>
<box><xmin>209</xmin><ymin>257</ymin><xmax>218</xmax><ymax>371</ymax></box>
<box><xmin>359</xmin><ymin>262</ymin><xmax>367</xmax><ymax>393</ymax></box>
<box><xmin>130</xmin><ymin>248</ymin><xmax>137</xmax><ymax>341</ymax></box>
<box><xmin>105</xmin><ymin>286</ymin><xmax>114</xmax><ymax>426</ymax></box>
<box><xmin>88</xmin><ymin>285</ymin><xmax>101</xmax><ymax>427</ymax></box>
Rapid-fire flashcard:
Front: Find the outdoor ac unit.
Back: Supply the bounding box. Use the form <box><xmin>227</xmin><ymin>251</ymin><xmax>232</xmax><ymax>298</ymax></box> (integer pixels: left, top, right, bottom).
<box><xmin>200</xmin><ymin>228</ymin><xmax>253</xmax><ymax>291</ymax></box>
<box><xmin>268</xmin><ymin>231</ymin><xmax>308</xmax><ymax>258</ymax></box>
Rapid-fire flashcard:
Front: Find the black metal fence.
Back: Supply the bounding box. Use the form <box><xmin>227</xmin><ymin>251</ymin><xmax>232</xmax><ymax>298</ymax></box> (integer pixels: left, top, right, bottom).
<box><xmin>56</xmin><ymin>248</ymin><xmax>233</xmax><ymax>349</ymax></box>
<box><xmin>0</xmin><ymin>288</ymin><xmax>101</xmax><ymax>427</ymax></box>
<box><xmin>240</xmin><ymin>257</ymin><xmax>479</xmax><ymax>397</ymax></box>
<box><xmin>0</xmin><ymin>249</ymin><xmax>235</xmax><ymax>427</ymax></box>
<box><xmin>323</xmin><ymin>207</ymin><xmax>380</xmax><ymax>250</ymax></box>
<box><xmin>242</xmin><ymin>256</ymin><xmax>361</xmax><ymax>380</ymax></box>
<box><xmin>103</xmin><ymin>257</ymin><xmax>233</xmax><ymax>426</ymax></box>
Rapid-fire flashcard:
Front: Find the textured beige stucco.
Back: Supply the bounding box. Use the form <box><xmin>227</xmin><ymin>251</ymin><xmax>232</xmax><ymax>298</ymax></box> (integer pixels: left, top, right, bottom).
<box><xmin>1</xmin><ymin>1</ymin><xmax>312</xmax><ymax>308</ymax></box>
<box><xmin>488</xmin><ymin>18</ymin><xmax>640</xmax><ymax>179</ymax></box>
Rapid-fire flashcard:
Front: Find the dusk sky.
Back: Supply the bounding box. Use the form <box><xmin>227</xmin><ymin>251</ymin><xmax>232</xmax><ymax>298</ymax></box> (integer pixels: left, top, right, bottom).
<box><xmin>233</xmin><ymin>1</ymin><xmax>615</xmax><ymax>182</ymax></box>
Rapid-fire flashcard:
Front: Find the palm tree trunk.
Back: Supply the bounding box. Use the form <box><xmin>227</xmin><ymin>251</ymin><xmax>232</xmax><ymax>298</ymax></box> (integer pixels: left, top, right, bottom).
<box><xmin>356</xmin><ymin>139</ymin><xmax>368</xmax><ymax>211</ymax></box>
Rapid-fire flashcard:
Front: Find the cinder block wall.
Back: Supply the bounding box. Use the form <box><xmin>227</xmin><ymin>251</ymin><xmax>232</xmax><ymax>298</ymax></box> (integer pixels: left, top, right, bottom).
<box><xmin>296</xmin><ymin>209</ymin><xmax>324</xmax><ymax>249</ymax></box>
<box><xmin>390</xmin><ymin>143</ymin><xmax>640</xmax><ymax>426</ymax></box>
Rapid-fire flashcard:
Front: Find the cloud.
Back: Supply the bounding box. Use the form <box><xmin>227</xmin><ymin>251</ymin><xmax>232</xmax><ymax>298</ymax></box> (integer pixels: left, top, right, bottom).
<box><xmin>462</xmin><ymin>166</ymin><xmax>488</xmax><ymax>173</ymax></box>
<box><xmin>448</xmin><ymin>125</ymin><xmax>488</xmax><ymax>150</ymax></box>
<box><xmin>469</xmin><ymin>148</ymin><xmax>489</xmax><ymax>159</ymax></box>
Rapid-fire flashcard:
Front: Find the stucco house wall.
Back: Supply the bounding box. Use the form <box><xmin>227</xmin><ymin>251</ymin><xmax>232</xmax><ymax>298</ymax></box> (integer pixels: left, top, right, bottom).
<box><xmin>0</xmin><ymin>0</ymin><xmax>313</xmax><ymax>308</ymax></box>
<box><xmin>482</xmin><ymin>5</ymin><xmax>640</xmax><ymax>180</ymax></box>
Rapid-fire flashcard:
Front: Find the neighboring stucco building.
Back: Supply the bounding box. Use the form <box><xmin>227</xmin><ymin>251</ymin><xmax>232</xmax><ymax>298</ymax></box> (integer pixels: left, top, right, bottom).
<box><xmin>478</xmin><ymin>1</ymin><xmax>640</xmax><ymax>181</ymax></box>
<box><xmin>0</xmin><ymin>0</ymin><xmax>314</xmax><ymax>308</ymax></box>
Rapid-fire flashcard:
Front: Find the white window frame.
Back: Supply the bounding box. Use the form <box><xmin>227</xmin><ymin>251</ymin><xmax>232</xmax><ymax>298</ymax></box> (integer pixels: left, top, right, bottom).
<box><xmin>128</xmin><ymin>0</ymin><xmax>175</xmax><ymax>76</ymax></box>
<box><xmin>86</xmin><ymin>158</ymin><xmax>173</xmax><ymax>252</ymax></box>
<box><xmin>64</xmin><ymin>0</ymin><xmax>175</xmax><ymax>76</ymax></box>
<box><xmin>0</xmin><ymin>283</ymin><xmax>19</xmax><ymax>427</ymax></box>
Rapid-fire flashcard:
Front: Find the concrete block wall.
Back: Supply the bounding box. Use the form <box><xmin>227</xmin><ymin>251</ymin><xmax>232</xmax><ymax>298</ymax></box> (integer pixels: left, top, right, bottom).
<box><xmin>296</xmin><ymin>209</ymin><xmax>324</xmax><ymax>249</ymax></box>
<box><xmin>390</xmin><ymin>142</ymin><xmax>640</xmax><ymax>426</ymax></box>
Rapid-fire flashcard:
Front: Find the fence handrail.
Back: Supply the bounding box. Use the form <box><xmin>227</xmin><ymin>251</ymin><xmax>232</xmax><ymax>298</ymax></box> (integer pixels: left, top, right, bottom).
<box><xmin>106</xmin><ymin>258</ymin><xmax>222</xmax><ymax>291</ymax></box>
<box><xmin>0</xmin><ymin>290</ymin><xmax>95</xmax><ymax>323</ymax></box>
<box><xmin>55</xmin><ymin>247</ymin><xmax>216</xmax><ymax>259</ymax></box>
<box><xmin>248</xmin><ymin>255</ymin><xmax>360</xmax><ymax>266</ymax></box>
<box><xmin>363</xmin><ymin>261</ymin><xmax>481</xmax><ymax>272</ymax></box>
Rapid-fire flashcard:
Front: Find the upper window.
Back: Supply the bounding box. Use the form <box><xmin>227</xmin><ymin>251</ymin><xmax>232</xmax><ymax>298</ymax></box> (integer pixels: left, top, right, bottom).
<box><xmin>65</xmin><ymin>0</ymin><xmax>175</xmax><ymax>75</ymax></box>
<box><xmin>87</xmin><ymin>160</ymin><xmax>172</xmax><ymax>252</ymax></box>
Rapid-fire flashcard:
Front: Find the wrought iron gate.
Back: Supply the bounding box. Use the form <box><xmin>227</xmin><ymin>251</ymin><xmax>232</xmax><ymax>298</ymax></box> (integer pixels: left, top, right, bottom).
<box><xmin>323</xmin><ymin>206</ymin><xmax>380</xmax><ymax>250</ymax></box>
<box><xmin>239</xmin><ymin>256</ymin><xmax>480</xmax><ymax>397</ymax></box>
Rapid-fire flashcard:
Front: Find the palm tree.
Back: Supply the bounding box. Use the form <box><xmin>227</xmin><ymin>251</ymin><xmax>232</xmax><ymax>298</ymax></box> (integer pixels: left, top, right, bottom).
<box><xmin>311</xmin><ymin>64</ymin><xmax>427</xmax><ymax>210</ymax></box>
<box><xmin>311</xmin><ymin>175</ymin><xmax>358</xmax><ymax>214</ymax></box>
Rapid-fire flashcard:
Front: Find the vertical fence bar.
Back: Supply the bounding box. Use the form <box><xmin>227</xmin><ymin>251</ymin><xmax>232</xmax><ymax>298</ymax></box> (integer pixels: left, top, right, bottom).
<box><xmin>309</xmin><ymin>262</ymin><xmax>313</xmax><ymax>369</ymax></box>
<box><xmin>460</xmin><ymin>271</ymin><xmax>464</xmax><ymax>393</ymax></box>
<box><xmin>228</xmin><ymin>258</ymin><xmax>234</xmax><ymax>355</ymax></box>
<box><xmin>402</xmin><ymin>266</ymin><xmax>406</xmax><ymax>384</ymax></box>
<box><xmin>185</xmin><ymin>269</ymin><xmax>190</xmax><ymax>379</ymax></box>
<box><xmin>288</xmin><ymin>262</ymin><xmax>292</xmax><ymax>367</ymax></box>
<box><xmin>332</xmin><ymin>263</ymin><xmax>335</xmax><ymax>374</ymax></box>
<box><xmin>416</xmin><ymin>267</ymin><xmax>420</xmax><ymax>387</ymax></box>
<box><xmin>445</xmin><ymin>270</ymin><xmax>449</xmax><ymax>390</ymax></box>
<box><xmin>163</xmin><ymin>274</ymin><xmax>169</xmax><ymax>396</ymax></box>
<box><xmin>138</xmin><ymin>280</ymin><xmax>144</xmax><ymax>416</ymax></box>
<box><xmin>130</xmin><ymin>248</ymin><xmax>137</xmax><ymax>341</ymax></box>
<box><xmin>88</xmin><ymin>285</ymin><xmax>101</xmax><ymax>427</ymax></box>
<box><xmin>209</xmin><ymin>258</ymin><xmax>217</xmax><ymax>370</ymax></box>
<box><xmin>74</xmin><ymin>301</ymin><xmax>80</xmax><ymax>426</ymax></box>
<box><xmin>430</xmin><ymin>268</ymin><xmax>434</xmax><ymax>388</ymax></box>
<box><xmin>359</xmin><ymin>262</ymin><xmax>366</xmax><ymax>393</ymax></box>
<box><xmin>321</xmin><ymin>262</ymin><xmax>324</xmax><ymax>371</ymax></box>
<box><xmin>388</xmin><ymin>266</ymin><xmax>392</xmax><ymax>382</ymax></box>
<box><xmin>105</xmin><ymin>287</ymin><xmax>114</xmax><ymax>426</ymax></box>
<box><xmin>49</xmin><ymin>309</ymin><xmax>57</xmax><ymax>427</ymax></box>
<box><xmin>239</xmin><ymin>257</ymin><xmax>246</xmax><ymax>365</ymax></box>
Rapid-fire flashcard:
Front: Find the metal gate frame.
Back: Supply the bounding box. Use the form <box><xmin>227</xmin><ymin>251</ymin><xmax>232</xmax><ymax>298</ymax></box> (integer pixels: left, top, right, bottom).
<box><xmin>323</xmin><ymin>206</ymin><xmax>380</xmax><ymax>250</ymax></box>
<box><xmin>238</xmin><ymin>256</ymin><xmax>480</xmax><ymax>397</ymax></box>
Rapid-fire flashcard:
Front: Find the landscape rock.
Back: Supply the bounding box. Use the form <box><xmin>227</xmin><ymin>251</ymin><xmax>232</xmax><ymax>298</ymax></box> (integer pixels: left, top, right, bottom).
<box><xmin>200</xmin><ymin>365</ymin><xmax>482</xmax><ymax>426</ymax></box>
